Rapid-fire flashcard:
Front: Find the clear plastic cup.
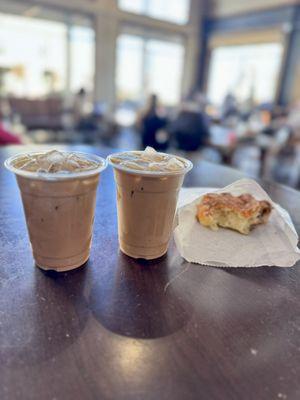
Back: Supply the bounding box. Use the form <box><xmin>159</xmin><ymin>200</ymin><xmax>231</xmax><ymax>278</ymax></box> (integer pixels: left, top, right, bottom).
<box><xmin>108</xmin><ymin>151</ymin><xmax>192</xmax><ymax>260</ymax></box>
<box><xmin>5</xmin><ymin>151</ymin><xmax>107</xmax><ymax>272</ymax></box>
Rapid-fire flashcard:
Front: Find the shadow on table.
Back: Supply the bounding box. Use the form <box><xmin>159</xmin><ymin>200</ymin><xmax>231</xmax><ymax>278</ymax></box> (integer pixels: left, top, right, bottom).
<box><xmin>0</xmin><ymin>262</ymin><xmax>90</xmax><ymax>367</ymax></box>
<box><xmin>89</xmin><ymin>252</ymin><xmax>190</xmax><ymax>339</ymax></box>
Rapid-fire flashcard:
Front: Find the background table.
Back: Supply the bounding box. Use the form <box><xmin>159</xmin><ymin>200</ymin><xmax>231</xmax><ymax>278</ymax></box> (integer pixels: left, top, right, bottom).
<box><xmin>1</xmin><ymin>145</ymin><xmax>300</xmax><ymax>400</ymax></box>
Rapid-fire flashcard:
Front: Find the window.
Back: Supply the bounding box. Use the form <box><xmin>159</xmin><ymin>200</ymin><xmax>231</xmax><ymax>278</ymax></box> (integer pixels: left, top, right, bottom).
<box><xmin>0</xmin><ymin>13</ymin><xmax>67</xmax><ymax>97</ymax></box>
<box><xmin>207</xmin><ymin>43</ymin><xmax>283</xmax><ymax>106</ymax></box>
<box><xmin>70</xmin><ymin>26</ymin><xmax>95</xmax><ymax>93</ymax></box>
<box><xmin>116</xmin><ymin>34</ymin><xmax>184</xmax><ymax>106</ymax></box>
<box><xmin>0</xmin><ymin>12</ymin><xmax>95</xmax><ymax>98</ymax></box>
<box><xmin>118</xmin><ymin>0</ymin><xmax>190</xmax><ymax>25</ymax></box>
<box><xmin>145</xmin><ymin>39</ymin><xmax>184</xmax><ymax>104</ymax></box>
<box><xmin>116</xmin><ymin>35</ymin><xmax>144</xmax><ymax>102</ymax></box>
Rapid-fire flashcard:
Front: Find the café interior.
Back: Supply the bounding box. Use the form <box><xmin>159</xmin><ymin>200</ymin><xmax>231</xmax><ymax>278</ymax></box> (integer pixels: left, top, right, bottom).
<box><xmin>3</xmin><ymin>2</ymin><xmax>300</xmax><ymax>399</ymax></box>
<box><xmin>1</xmin><ymin>0</ymin><xmax>300</xmax><ymax>188</ymax></box>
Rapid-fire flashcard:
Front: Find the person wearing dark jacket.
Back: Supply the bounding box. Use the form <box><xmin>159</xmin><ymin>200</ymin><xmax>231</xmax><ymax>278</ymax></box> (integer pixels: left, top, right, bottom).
<box><xmin>137</xmin><ymin>94</ymin><xmax>168</xmax><ymax>150</ymax></box>
<box><xmin>169</xmin><ymin>101</ymin><xmax>210</xmax><ymax>151</ymax></box>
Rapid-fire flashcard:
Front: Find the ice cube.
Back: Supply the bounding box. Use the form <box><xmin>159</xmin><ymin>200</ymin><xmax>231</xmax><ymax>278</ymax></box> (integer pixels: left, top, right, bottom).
<box><xmin>165</xmin><ymin>157</ymin><xmax>185</xmax><ymax>171</ymax></box>
<box><xmin>121</xmin><ymin>161</ymin><xmax>146</xmax><ymax>170</ymax></box>
<box><xmin>148</xmin><ymin>162</ymin><xmax>163</xmax><ymax>171</ymax></box>
<box><xmin>144</xmin><ymin>146</ymin><xmax>156</xmax><ymax>155</ymax></box>
<box><xmin>70</xmin><ymin>153</ymin><xmax>97</xmax><ymax>170</ymax></box>
<box><xmin>43</xmin><ymin>150</ymin><xmax>65</xmax><ymax>165</ymax></box>
<box><xmin>141</xmin><ymin>146</ymin><xmax>164</xmax><ymax>162</ymax></box>
<box><xmin>63</xmin><ymin>159</ymin><xmax>81</xmax><ymax>171</ymax></box>
<box><xmin>14</xmin><ymin>150</ymin><xmax>97</xmax><ymax>174</ymax></box>
<box><xmin>19</xmin><ymin>159</ymin><xmax>39</xmax><ymax>172</ymax></box>
<box><xmin>34</xmin><ymin>150</ymin><xmax>64</xmax><ymax>172</ymax></box>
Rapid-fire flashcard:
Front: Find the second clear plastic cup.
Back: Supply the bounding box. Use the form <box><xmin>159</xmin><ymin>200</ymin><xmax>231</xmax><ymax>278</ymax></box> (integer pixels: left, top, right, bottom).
<box><xmin>108</xmin><ymin>151</ymin><xmax>193</xmax><ymax>260</ymax></box>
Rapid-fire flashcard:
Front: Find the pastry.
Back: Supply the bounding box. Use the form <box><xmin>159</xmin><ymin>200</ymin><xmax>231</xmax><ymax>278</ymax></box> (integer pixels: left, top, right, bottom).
<box><xmin>196</xmin><ymin>193</ymin><xmax>272</xmax><ymax>234</ymax></box>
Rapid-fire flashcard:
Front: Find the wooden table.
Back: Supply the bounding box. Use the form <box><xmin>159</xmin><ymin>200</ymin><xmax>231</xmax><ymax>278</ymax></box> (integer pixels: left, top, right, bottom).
<box><xmin>1</xmin><ymin>145</ymin><xmax>300</xmax><ymax>400</ymax></box>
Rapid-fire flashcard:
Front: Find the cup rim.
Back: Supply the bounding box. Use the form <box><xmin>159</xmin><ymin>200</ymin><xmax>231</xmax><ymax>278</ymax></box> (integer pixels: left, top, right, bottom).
<box><xmin>4</xmin><ymin>150</ymin><xmax>107</xmax><ymax>181</ymax></box>
<box><xmin>107</xmin><ymin>150</ymin><xmax>193</xmax><ymax>176</ymax></box>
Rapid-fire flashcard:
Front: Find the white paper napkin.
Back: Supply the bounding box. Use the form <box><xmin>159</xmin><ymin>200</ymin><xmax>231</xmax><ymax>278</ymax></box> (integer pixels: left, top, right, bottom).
<box><xmin>174</xmin><ymin>179</ymin><xmax>300</xmax><ymax>268</ymax></box>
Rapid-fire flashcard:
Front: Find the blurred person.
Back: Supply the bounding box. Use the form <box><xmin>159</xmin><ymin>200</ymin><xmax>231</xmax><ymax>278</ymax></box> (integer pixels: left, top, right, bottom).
<box><xmin>169</xmin><ymin>94</ymin><xmax>209</xmax><ymax>152</ymax></box>
<box><xmin>272</xmin><ymin>141</ymin><xmax>300</xmax><ymax>188</ymax></box>
<box><xmin>264</xmin><ymin>130</ymin><xmax>300</xmax><ymax>187</ymax></box>
<box><xmin>74</xmin><ymin>87</ymin><xmax>94</xmax><ymax>127</ymax></box>
<box><xmin>192</xmin><ymin>90</ymin><xmax>208</xmax><ymax>111</ymax></box>
<box><xmin>287</xmin><ymin>100</ymin><xmax>300</xmax><ymax>137</ymax></box>
<box><xmin>222</xmin><ymin>92</ymin><xmax>238</xmax><ymax>120</ymax></box>
<box><xmin>137</xmin><ymin>94</ymin><xmax>168</xmax><ymax>150</ymax></box>
<box><xmin>254</xmin><ymin>103</ymin><xmax>278</xmax><ymax>137</ymax></box>
<box><xmin>240</xmin><ymin>96</ymin><xmax>255</xmax><ymax>121</ymax></box>
<box><xmin>74</xmin><ymin>87</ymin><xmax>87</xmax><ymax>116</ymax></box>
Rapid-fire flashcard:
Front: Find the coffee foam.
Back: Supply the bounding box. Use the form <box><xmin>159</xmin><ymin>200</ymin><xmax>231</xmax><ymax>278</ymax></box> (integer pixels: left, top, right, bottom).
<box><xmin>13</xmin><ymin>150</ymin><xmax>99</xmax><ymax>174</ymax></box>
<box><xmin>110</xmin><ymin>147</ymin><xmax>187</xmax><ymax>172</ymax></box>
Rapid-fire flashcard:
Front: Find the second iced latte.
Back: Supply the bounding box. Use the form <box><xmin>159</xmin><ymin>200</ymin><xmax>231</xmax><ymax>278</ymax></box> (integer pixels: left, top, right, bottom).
<box><xmin>108</xmin><ymin>148</ymin><xmax>192</xmax><ymax>260</ymax></box>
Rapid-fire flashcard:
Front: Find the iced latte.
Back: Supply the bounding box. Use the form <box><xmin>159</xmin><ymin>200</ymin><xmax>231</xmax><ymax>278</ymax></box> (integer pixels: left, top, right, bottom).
<box><xmin>108</xmin><ymin>147</ymin><xmax>192</xmax><ymax>260</ymax></box>
<box><xmin>5</xmin><ymin>150</ymin><xmax>107</xmax><ymax>271</ymax></box>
